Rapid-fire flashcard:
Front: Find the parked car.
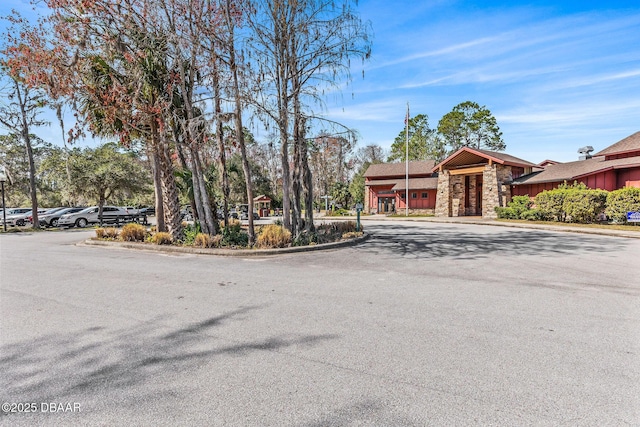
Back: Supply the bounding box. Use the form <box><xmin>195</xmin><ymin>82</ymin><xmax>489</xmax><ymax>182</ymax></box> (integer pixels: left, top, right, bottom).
<box><xmin>57</xmin><ymin>206</ymin><xmax>130</xmax><ymax>228</ymax></box>
<box><xmin>140</xmin><ymin>206</ymin><xmax>155</xmax><ymax>216</ymax></box>
<box><xmin>39</xmin><ymin>207</ymin><xmax>84</xmax><ymax>227</ymax></box>
<box><xmin>180</xmin><ymin>205</ymin><xmax>194</xmax><ymax>221</ymax></box>
<box><xmin>241</xmin><ymin>211</ymin><xmax>260</xmax><ymax>221</ymax></box>
<box><xmin>123</xmin><ymin>206</ymin><xmax>141</xmax><ymax>215</ymax></box>
<box><xmin>4</xmin><ymin>208</ymin><xmax>46</xmax><ymax>226</ymax></box>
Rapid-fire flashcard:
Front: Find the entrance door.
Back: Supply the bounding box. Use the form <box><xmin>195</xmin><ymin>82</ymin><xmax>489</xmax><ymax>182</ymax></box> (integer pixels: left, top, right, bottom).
<box><xmin>378</xmin><ymin>197</ymin><xmax>395</xmax><ymax>213</ymax></box>
<box><xmin>477</xmin><ymin>182</ymin><xmax>483</xmax><ymax>213</ymax></box>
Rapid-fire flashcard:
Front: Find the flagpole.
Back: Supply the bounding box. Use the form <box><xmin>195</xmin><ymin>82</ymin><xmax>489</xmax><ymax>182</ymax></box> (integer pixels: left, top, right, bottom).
<box><xmin>405</xmin><ymin>102</ymin><xmax>409</xmax><ymax>217</ymax></box>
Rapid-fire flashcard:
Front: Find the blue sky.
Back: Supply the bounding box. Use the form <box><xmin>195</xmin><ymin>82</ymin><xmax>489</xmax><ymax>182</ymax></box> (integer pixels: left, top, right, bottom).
<box><xmin>324</xmin><ymin>0</ymin><xmax>640</xmax><ymax>162</ymax></box>
<box><xmin>2</xmin><ymin>0</ymin><xmax>639</xmax><ymax>163</ymax></box>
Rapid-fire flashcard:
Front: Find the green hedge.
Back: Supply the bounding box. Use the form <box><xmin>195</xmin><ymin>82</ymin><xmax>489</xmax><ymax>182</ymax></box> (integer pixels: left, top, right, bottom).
<box><xmin>605</xmin><ymin>187</ymin><xmax>640</xmax><ymax>223</ymax></box>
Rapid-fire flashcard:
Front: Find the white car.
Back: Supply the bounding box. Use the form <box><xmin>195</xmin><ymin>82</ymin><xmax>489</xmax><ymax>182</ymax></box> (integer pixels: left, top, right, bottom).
<box><xmin>57</xmin><ymin>206</ymin><xmax>130</xmax><ymax>228</ymax></box>
<box><xmin>4</xmin><ymin>208</ymin><xmax>45</xmax><ymax>227</ymax></box>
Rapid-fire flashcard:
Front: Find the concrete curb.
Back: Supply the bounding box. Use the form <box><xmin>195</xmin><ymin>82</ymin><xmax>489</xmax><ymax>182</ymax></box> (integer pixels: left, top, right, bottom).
<box><xmin>81</xmin><ymin>233</ymin><xmax>370</xmax><ymax>256</ymax></box>
<box><xmin>345</xmin><ymin>215</ymin><xmax>640</xmax><ymax>239</ymax></box>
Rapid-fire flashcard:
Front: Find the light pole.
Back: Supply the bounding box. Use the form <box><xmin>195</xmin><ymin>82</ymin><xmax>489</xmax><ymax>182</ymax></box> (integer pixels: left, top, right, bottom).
<box><xmin>0</xmin><ymin>165</ymin><xmax>8</xmax><ymax>232</ymax></box>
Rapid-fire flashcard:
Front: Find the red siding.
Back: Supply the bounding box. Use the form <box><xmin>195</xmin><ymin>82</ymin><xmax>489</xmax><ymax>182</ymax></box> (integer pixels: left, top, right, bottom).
<box><xmin>617</xmin><ymin>168</ymin><xmax>640</xmax><ymax>188</ymax></box>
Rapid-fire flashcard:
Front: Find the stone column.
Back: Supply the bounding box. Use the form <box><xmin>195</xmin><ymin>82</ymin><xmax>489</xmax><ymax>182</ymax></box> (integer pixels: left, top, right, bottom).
<box><xmin>482</xmin><ymin>165</ymin><xmax>500</xmax><ymax>218</ymax></box>
<box><xmin>435</xmin><ymin>170</ymin><xmax>451</xmax><ymax>217</ymax></box>
<box><xmin>364</xmin><ymin>184</ymin><xmax>371</xmax><ymax>214</ymax></box>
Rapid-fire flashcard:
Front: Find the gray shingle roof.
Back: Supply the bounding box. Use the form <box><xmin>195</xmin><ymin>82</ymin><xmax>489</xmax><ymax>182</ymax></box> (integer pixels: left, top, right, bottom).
<box><xmin>594</xmin><ymin>131</ymin><xmax>640</xmax><ymax>157</ymax></box>
<box><xmin>364</xmin><ymin>160</ymin><xmax>436</xmax><ymax>178</ymax></box>
<box><xmin>513</xmin><ymin>155</ymin><xmax>640</xmax><ymax>185</ymax></box>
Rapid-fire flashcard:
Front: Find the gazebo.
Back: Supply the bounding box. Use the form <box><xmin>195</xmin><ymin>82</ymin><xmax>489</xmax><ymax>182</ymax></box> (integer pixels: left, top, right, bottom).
<box><xmin>253</xmin><ymin>195</ymin><xmax>272</xmax><ymax>217</ymax></box>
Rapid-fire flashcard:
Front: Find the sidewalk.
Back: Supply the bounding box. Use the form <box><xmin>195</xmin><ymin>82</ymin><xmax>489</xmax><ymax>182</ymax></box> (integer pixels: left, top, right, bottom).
<box><xmin>320</xmin><ymin>213</ymin><xmax>640</xmax><ymax>239</ymax></box>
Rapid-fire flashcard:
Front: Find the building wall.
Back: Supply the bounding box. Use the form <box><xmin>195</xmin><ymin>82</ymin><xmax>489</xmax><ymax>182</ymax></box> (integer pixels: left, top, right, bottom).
<box><xmin>617</xmin><ymin>168</ymin><xmax>640</xmax><ymax>188</ymax></box>
<box><xmin>397</xmin><ymin>189</ymin><xmax>437</xmax><ymax>210</ymax></box>
<box><xmin>512</xmin><ymin>167</ymin><xmax>640</xmax><ymax>197</ymax></box>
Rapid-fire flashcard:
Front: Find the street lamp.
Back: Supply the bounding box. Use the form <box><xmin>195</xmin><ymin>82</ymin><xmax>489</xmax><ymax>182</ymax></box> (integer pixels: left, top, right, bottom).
<box><xmin>0</xmin><ymin>165</ymin><xmax>9</xmax><ymax>232</ymax></box>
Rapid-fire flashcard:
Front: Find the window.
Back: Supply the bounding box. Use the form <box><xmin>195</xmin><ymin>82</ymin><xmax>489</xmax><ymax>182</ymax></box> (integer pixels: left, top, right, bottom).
<box><xmin>421</xmin><ymin>192</ymin><xmax>428</xmax><ymax>198</ymax></box>
<box><xmin>411</xmin><ymin>192</ymin><xmax>417</xmax><ymax>199</ymax></box>
<box><xmin>400</xmin><ymin>193</ymin><xmax>406</xmax><ymax>199</ymax></box>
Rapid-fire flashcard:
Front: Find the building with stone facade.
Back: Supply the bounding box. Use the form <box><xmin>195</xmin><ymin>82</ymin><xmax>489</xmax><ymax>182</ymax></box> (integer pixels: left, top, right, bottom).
<box><xmin>363</xmin><ymin>131</ymin><xmax>640</xmax><ymax>219</ymax></box>
<box><xmin>432</xmin><ymin>147</ymin><xmax>537</xmax><ymax>218</ymax></box>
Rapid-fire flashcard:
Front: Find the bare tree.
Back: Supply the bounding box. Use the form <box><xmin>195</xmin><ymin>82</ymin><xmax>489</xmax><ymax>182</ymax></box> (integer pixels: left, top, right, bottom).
<box><xmin>247</xmin><ymin>0</ymin><xmax>372</xmax><ymax>236</ymax></box>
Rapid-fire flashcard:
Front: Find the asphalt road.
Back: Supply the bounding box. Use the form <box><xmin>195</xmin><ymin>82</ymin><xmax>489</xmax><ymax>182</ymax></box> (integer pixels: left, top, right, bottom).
<box><xmin>1</xmin><ymin>221</ymin><xmax>639</xmax><ymax>426</ymax></box>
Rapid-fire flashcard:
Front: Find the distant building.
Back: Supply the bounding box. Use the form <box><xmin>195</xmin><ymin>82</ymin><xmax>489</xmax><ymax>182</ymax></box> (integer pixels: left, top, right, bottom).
<box><xmin>363</xmin><ymin>161</ymin><xmax>437</xmax><ymax>214</ymax></box>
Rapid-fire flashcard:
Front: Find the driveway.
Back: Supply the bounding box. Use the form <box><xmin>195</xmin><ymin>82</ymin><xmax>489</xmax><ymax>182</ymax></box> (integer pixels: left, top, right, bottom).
<box><xmin>1</xmin><ymin>221</ymin><xmax>639</xmax><ymax>425</ymax></box>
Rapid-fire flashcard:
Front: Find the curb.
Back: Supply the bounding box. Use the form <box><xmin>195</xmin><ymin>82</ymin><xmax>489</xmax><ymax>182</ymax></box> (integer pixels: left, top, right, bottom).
<box><xmin>319</xmin><ymin>215</ymin><xmax>640</xmax><ymax>239</ymax></box>
<box><xmin>81</xmin><ymin>233</ymin><xmax>370</xmax><ymax>257</ymax></box>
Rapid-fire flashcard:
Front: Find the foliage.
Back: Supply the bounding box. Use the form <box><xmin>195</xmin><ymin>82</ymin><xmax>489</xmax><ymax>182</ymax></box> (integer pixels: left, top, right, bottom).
<box><xmin>193</xmin><ymin>233</ymin><xmax>213</xmax><ymax>248</ymax></box>
<box><xmin>562</xmin><ymin>189</ymin><xmax>607</xmax><ymax>223</ymax></box>
<box><xmin>95</xmin><ymin>227</ymin><xmax>119</xmax><ymax>240</ymax></box>
<box><xmin>533</xmin><ymin>182</ymin><xmax>607</xmax><ymax>223</ymax></box>
<box><xmin>437</xmin><ymin>101</ymin><xmax>505</xmax><ymax>153</ymax></box>
<box><xmin>342</xmin><ymin>231</ymin><xmax>364</xmax><ymax>239</ymax></box>
<box><xmin>183</xmin><ymin>222</ymin><xmax>202</xmax><ymax>246</ymax></box>
<box><xmin>256</xmin><ymin>224</ymin><xmax>292</xmax><ymax>248</ymax></box>
<box><xmin>494</xmin><ymin>195</ymin><xmax>533</xmax><ymax>219</ymax></box>
<box><xmin>150</xmin><ymin>232</ymin><xmax>173</xmax><ymax>245</ymax></box>
<box><xmin>221</xmin><ymin>219</ymin><xmax>248</xmax><ymax>247</ymax></box>
<box><xmin>292</xmin><ymin>230</ymin><xmax>318</xmax><ymax>246</ymax></box>
<box><xmin>605</xmin><ymin>187</ymin><xmax>640</xmax><ymax>223</ymax></box>
<box><xmin>68</xmin><ymin>143</ymin><xmax>151</xmax><ymax>208</ymax></box>
<box><xmin>330</xmin><ymin>182</ymin><xmax>351</xmax><ymax>210</ymax></box>
<box><xmin>119</xmin><ymin>223</ymin><xmax>147</xmax><ymax>242</ymax></box>
<box><xmin>388</xmin><ymin>114</ymin><xmax>447</xmax><ymax>163</ymax></box>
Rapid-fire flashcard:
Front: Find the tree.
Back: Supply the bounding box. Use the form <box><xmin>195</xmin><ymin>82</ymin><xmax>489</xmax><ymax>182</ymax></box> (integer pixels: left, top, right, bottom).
<box><xmin>387</xmin><ymin>114</ymin><xmax>446</xmax><ymax>163</ymax></box>
<box><xmin>349</xmin><ymin>145</ymin><xmax>385</xmax><ymax>205</ymax></box>
<box><xmin>247</xmin><ymin>0</ymin><xmax>372</xmax><ymax>236</ymax></box>
<box><xmin>0</xmin><ymin>68</ymin><xmax>47</xmax><ymax>228</ymax></box>
<box><xmin>0</xmin><ymin>134</ymin><xmax>57</xmax><ymax>207</ymax></box>
<box><xmin>437</xmin><ymin>101</ymin><xmax>505</xmax><ymax>153</ymax></box>
<box><xmin>68</xmin><ymin>143</ymin><xmax>150</xmax><ymax>216</ymax></box>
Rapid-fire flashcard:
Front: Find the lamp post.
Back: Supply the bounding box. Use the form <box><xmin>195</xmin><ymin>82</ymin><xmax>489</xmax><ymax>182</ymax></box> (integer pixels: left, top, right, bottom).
<box><xmin>0</xmin><ymin>165</ymin><xmax>8</xmax><ymax>232</ymax></box>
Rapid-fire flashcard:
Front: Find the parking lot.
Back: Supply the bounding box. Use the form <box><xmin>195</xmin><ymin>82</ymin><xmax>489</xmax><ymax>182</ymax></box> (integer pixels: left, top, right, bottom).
<box><xmin>1</xmin><ymin>221</ymin><xmax>639</xmax><ymax>425</ymax></box>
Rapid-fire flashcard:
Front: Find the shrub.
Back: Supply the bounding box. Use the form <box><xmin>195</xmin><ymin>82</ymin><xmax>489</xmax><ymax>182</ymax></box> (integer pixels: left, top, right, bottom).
<box><xmin>495</xmin><ymin>207</ymin><xmax>518</xmax><ymax>219</ymax></box>
<box><xmin>535</xmin><ymin>189</ymin><xmax>567</xmax><ymax>222</ymax></box>
<box><xmin>605</xmin><ymin>187</ymin><xmax>640</xmax><ymax>223</ymax></box>
<box><xmin>210</xmin><ymin>234</ymin><xmax>223</xmax><ymax>248</ymax></box>
<box><xmin>119</xmin><ymin>223</ymin><xmax>147</xmax><ymax>242</ymax></box>
<box><xmin>520</xmin><ymin>209</ymin><xmax>543</xmax><ymax>221</ymax></box>
<box><xmin>292</xmin><ymin>230</ymin><xmax>318</xmax><ymax>246</ymax></box>
<box><xmin>150</xmin><ymin>232</ymin><xmax>173</xmax><ymax>245</ymax></box>
<box><xmin>183</xmin><ymin>222</ymin><xmax>202</xmax><ymax>246</ymax></box>
<box><xmin>95</xmin><ymin>227</ymin><xmax>119</xmax><ymax>239</ymax></box>
<box><xmin>256</xmin><ymin>224</ymin><xmax>292</xmax><ymax>248</ymax></box>
<box><xmin>193</xmin><ymin>232</ymin><xmax>212</xmax><ymax>248</ymax></box>
<box><xmin>342</xmin><ymin>231</ymin><xmax>364</xmax><ymax>239</ymax></box>
<box><xmin>221</xmin><ymin>219</ymin><xmax>248</xmax><ymax>247</ymax></box>
<box><xmin>562</xmin><ymin>189</ymin><xmax>607</xmax><ymax>223</ymax></box>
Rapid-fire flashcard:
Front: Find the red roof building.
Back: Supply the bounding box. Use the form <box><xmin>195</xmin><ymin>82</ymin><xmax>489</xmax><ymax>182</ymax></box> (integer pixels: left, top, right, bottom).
<box><xmin>362</xmin><ymin>132</ymin><xmax>640</xmax><ymax>218</ymax></box>
<box><xmin>363</xmin><ymin>161</ymin><xmax>437</xmax><ymax>214</ymax></box>
<box><xmin>512</xmin><ymin>131</ymin><xmax>640</xmax><ymax>196</ymax></box>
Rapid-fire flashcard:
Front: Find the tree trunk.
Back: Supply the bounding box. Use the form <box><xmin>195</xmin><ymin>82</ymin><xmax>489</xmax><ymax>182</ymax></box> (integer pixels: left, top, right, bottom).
<box><xmin>149</xmin><ymin>125</ymin><xmax>166</xmax><ymax>232</ymax></box>
<box><xmin>16</xmin><ymin>82</ymin><xmax>39</xmax><ymax>229</ymax></box>
<box><xmin>213</xmin><ymin>53</ymin><xmax>230</xmax><ymax>229</ymax></box>
<box><xmin>225</xmin><ymin>0</ymin><xmax>254</xmax><ymax>245</ymax></box>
